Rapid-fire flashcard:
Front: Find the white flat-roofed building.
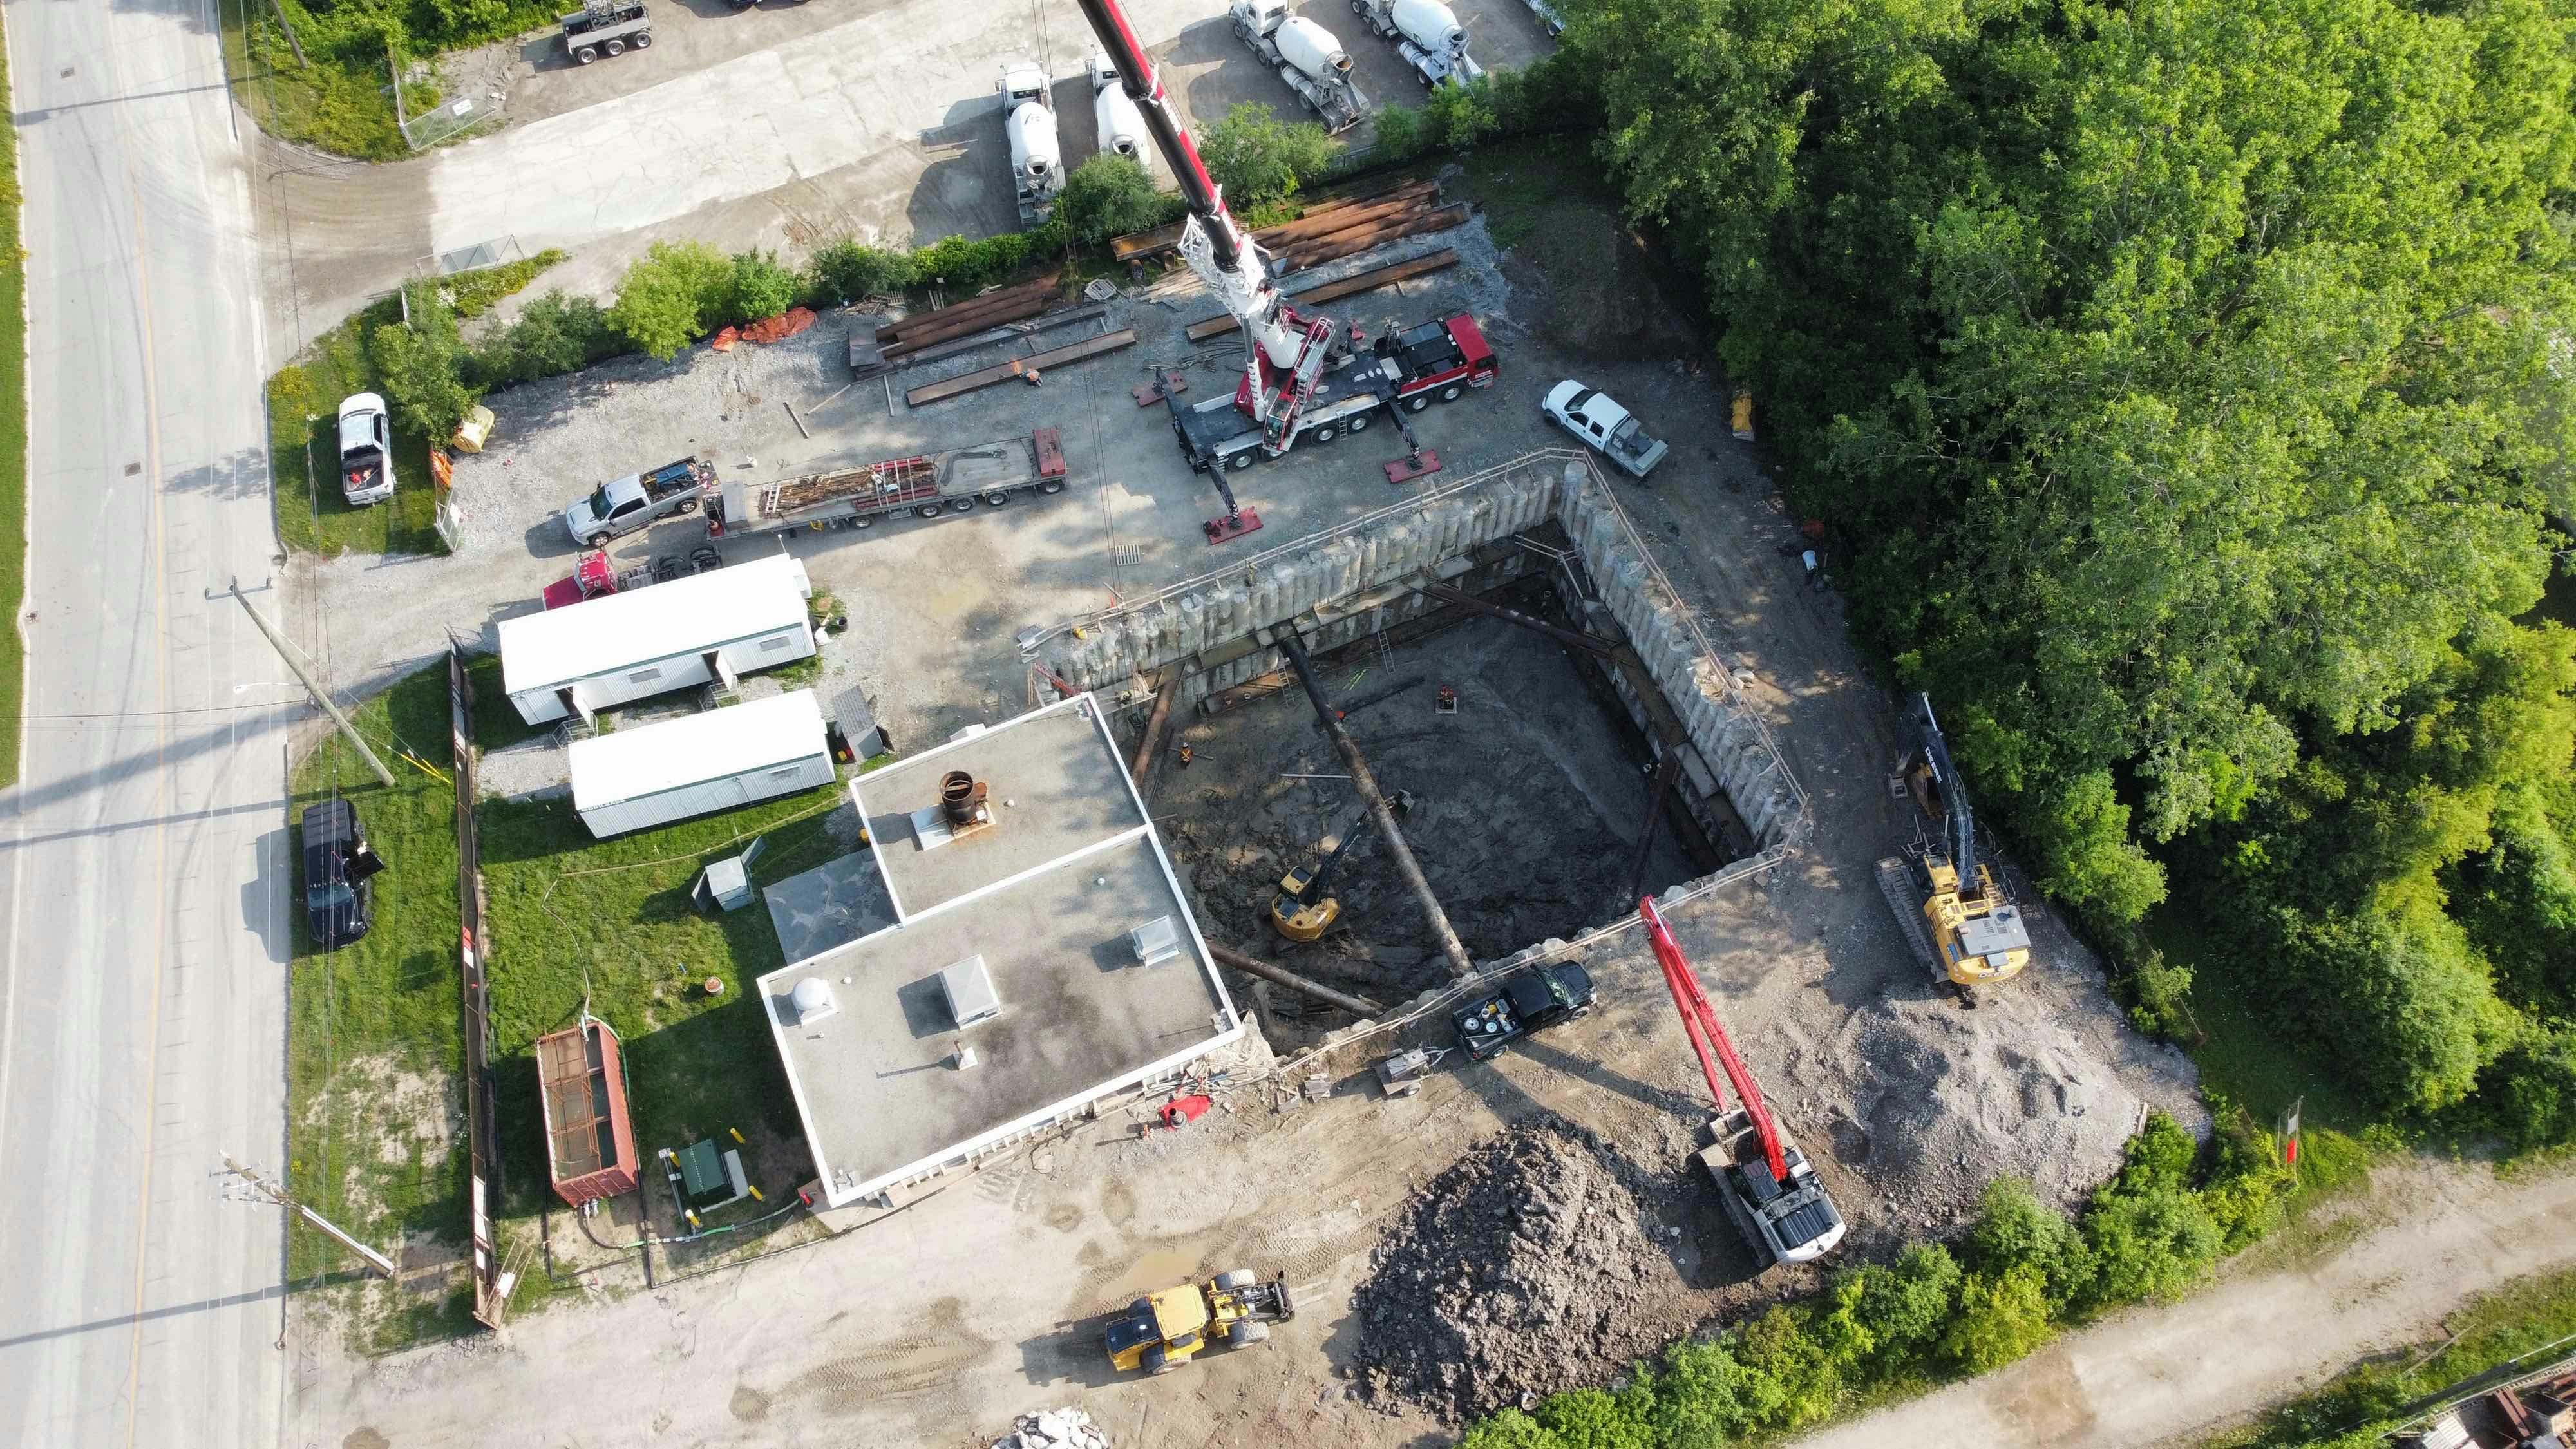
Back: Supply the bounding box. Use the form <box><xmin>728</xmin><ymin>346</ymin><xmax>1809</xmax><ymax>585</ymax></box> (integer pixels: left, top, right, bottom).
<box><xmin>757</xmin><ymin>693</ymin><xmax>1242</xmax><ymax>1208</ymax></box>
<box><xmin>569</xmin><ymin>689</ymin><xmax>835</xmax><ymax>837</ymax></box>
<box><xmin>499</xmin><ymin>551</ymin><xmax>813</xmax><ymax>726</ymax></box>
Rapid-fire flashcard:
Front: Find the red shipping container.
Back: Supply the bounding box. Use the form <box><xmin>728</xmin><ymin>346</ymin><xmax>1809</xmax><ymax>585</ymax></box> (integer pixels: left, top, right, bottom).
<box><xmin>536</xmin><ymin>1018</ymin><xmax>641</xmax><ymax>1207</ymax></box>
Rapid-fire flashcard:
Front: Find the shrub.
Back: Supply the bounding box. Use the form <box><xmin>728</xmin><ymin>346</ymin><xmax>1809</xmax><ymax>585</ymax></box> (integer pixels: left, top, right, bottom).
<box><xmin>1817</xmin><ymin>1243</ymin><xmax>1961</xmax><ymax>1370</ymax></box>
<box><xmin>2197</xmin><ymin>1102</ymin><xmax>2300</xmax><ymax>1249</ymax></box>
<box><xmin>1459</xmin><ymin>1409</ymin><xmax>1565</xmax><ymax>1449</ymax></box>
<box><xmin>2486</xmin><ymin>1028</ymin><xmax>2576</xmax><ymax>1150</ymax></box>
<box><xmin>727</xmin><ymin>249</ymin><xmax>801</xmax><ymax>323</ymax></box>
<box><xmin>1940</xmin><ymin>1265</ymin><xmax>2054</xmax><ymax>1373</ymax></box>
<box><xmin>1641</xmin><ymin>1338</ymin><xmax>1753</xmax><ymax>1443</ymax></box>
<box><xmin>607</xmin><ymin>240</ymin><xmax>735</xmax><ymax>361</ymax></box>
<box><xmin>1373</xmin><ymin>102</ymin><xmax>1430</xmax><ymax>163</ymax></box>
<box><xmin>446</xmin><ymin>248</ymin><xmax>567</xmax><ymax>319</ymax></box>
<box><xmin>472</xmin><ymin>289</ymin><xmax>623</xmax><ymax>388</ymax></box>
<box><xmin>1731</xmin><ymin>1305</ymin><xmax>1841</xmax><ymax>1432</ymax></box>
<box><xmin>1533</xmin><ymin>1385</ymin><xmax>1657</xmax><ymax>1449</ymax></box>
<box><xmin>804</xmin><ymin>239</ymin><xmax>916</xmax><ymax>304</ymax></box>
<box><xmin>1968</xmin><ymin>1177</ymin><xmax>2094</xmax><ymax>1310</ymax></box>
<box><xmin>2125</xmin><ymin>942</ymin><xmax>2196</xmax><ymax>1039</ymax></box>
<box><xmin>1057</xmin><ymin>154</ymin><xmax>1177</xmax><ymax>245</ymax></box>
<box><xmin>1425</xmin><ymin>76</ymin><xmax>1502</xmax><ymax>149</ymax></box>
<box><xmin>2082</xmin><ymin>1182</ymin><xmax>2222</xmax><ymax>1309</ymax></box>
<box><xmin>366</xmin><ymin>284</ymin><xmax>478</xmax><ymax>439</ymax></box>
<box><xmin>1200</xmin><ymin>102</ymin><xmax>1331</xmax><ymax>205</ymax></box>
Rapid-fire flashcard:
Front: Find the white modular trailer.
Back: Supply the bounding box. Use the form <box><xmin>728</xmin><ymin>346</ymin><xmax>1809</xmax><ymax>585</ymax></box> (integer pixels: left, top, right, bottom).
<box><xmin>570</xmin><ymin>689</ymin><xmax>836</xmax><ymax>838</ymax></box>
<box><xmin>499</xmin><ymin>551</ymin><xmax>814</xmax><ymax>726</ymax></box>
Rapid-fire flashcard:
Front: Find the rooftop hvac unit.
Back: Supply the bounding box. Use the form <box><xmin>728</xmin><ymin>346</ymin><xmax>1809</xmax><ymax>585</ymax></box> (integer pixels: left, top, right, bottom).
<box><xmin>790</xmin><ymin>976</ymin><xmax>838</xmax><ymax>1025</ymax></box>
<box><xmin>940</xmin><ymin>953</ymin><xmax>1001</xmax><ymax>1028</ymax></box>
<box><xmin>1130</xmin><ymin>915</ymin><xmax>1180</xmax><ymax>965</ymax></box>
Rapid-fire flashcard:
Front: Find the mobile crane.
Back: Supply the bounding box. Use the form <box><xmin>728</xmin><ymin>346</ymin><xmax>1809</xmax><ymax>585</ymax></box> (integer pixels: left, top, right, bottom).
<box><xmin>1640</xmin><ymin>896</ymin><xmax>1846</xmax><ymax>1266</ymax></box>
<box><xmin>1072</xmin><ymin>0</ymin><xmax>1349</xmax><ymax>544</ymax></box>
<box><xmin>1875</xmin><ymin>692</ymin><xmax>2034</xmax><ymax>1004</ymax></box>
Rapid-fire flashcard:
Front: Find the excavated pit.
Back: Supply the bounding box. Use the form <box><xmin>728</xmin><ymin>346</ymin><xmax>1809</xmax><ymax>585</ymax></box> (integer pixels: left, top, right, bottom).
<box><xmin>1158</xmin><ymin>568</ymin><xmax>1721</xmax><ymax>1017</ymax></box>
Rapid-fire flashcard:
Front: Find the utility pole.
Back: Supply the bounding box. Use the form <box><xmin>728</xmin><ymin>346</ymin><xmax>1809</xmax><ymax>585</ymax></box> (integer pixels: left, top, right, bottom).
<box><xmin>225</xmin><ymin>579</ymin><xmax>396</xmax><ymax>788</ymax></box>
<box><xmin>219</xmin><ymin>1155</ymin><xmax>397</xmax><ymax>1279</ymax></box>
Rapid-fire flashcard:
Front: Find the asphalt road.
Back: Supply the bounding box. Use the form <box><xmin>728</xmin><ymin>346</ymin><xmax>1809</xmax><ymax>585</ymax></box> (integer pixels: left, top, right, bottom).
<box><xmin>0</xmin><ymin>1</ymin><xmax>294</xmax><ymax>1446</ymax></box>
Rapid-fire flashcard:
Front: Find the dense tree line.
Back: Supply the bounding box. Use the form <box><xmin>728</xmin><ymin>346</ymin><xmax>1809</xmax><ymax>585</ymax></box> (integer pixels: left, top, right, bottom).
<box><xmin>1539</xmin><ymin>0</ymin><xmax>2576</xmax><ymax>1138</ymax></box>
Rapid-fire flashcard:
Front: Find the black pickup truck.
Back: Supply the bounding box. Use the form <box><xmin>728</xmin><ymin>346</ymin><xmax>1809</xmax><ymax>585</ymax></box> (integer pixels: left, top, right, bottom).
<box><xmin>1452</xmin><ymin>961</ymin><xmax>1596</xmax><ymax>1061</ymax></box>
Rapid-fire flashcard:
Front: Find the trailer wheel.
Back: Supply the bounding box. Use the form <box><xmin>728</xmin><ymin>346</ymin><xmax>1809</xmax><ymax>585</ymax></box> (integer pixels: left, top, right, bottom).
<box><xmin>1038</xmin><ymin>478</ymin><xmax>1065</xmax><ymax>494</ymax></box>
<box><xmin>631</xmin><ymin>30</ymin><xmax>652</xmax><ymax>48</ymax></box>
<box><xmin>575</xmin><ymin>44</ymin><xmax>599</xmax><ymax>63</ymax></box>
<box><xmin>1438</xmin><ymin>383</ymin><xmax>1464</xmax><ymax>403</ymax></box>
<box><xmin>1406</xmin><ymin>395</ymin><xmax>1429</xmax><ymax>413</ymax></box>
<box><xmin>1310</xmin><ymin>424</ymin><xmax>1337</xmax><ymax>445</ymax></box>
<box><xmin>677</xmin><ymin>497</ymin><xmax>699</xmax><ymax>514</ymax></box>
<box><xmin>951</xmin><ymin>497</ymin><xmax>976</xmax><ymax>513</ymax></box>
<box><xmin>1347</xmin><ymin>412</ymin><xmax>1370</xmax><ymax>432</ymax></box>
<box><xmin>853</xmin><ymin>515</ymin><xmax>874</xmax><ymax>529</ymax></box>
<box><xmin>603</xmin><ymin>36</ymin><xmax>626</xmax><ymax>56</ymax></box>
<box><xmin>983</xmin><ymin>491</ymin><xmax>1012</xmax><ymax>507</ymax></box>
<box><xmin>915</xmin><ymin>504</ymin><xmax>942</xmax><ymax>519</ymax></box>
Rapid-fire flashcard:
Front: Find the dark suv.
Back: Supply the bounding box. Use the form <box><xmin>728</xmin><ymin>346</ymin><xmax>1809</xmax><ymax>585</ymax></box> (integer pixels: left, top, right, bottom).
<box><xmin>1453</xmin><ymin>961</ymin><xmax>1596</xmax><ymax>1061</ymax></box>
<box><xmin>299</xmin><ymin>799</ymin><xmax>384</xmax><ymax>950</ymax></box>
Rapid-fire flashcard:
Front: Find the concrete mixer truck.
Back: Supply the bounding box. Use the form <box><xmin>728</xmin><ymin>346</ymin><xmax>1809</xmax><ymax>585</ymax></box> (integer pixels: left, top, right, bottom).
<box><xmin>998</xmin><ymin>61</ymin><xmax>1065</xmax><ymax>224</ymax></box>
<box><xmin>1228</xmin><ymin>0</ymin><xmax>1368</xmax><ymax>134</ymax></box>
<box><xmin>1085</xmin><ymin>52</ymin><xmax>1155</xmax><ymax>180</ymax></box>
<box><xmin>1350</xmin><ymin>0</ymin><xmax>1482</xmax><ymax>88</ymax></box>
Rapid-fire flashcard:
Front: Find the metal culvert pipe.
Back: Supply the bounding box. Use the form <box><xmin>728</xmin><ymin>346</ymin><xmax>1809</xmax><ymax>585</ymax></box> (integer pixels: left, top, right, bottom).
<box><xmin>1273</xmin><ymin>625</ymin><xmax>1478</xmax><ymax>981</ymax></box>
<box><xmin>1208</xmin><ymin>942</ymin><xmax>1387</xmax><ymax>1018</ymax></box>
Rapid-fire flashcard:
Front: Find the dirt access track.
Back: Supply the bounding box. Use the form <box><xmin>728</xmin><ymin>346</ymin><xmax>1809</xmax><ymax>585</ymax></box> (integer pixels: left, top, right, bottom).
<box><xmin>1798</xmin><ymin>1159</ymin><xmax>2576</xmax><ymax>1449</ymax></box>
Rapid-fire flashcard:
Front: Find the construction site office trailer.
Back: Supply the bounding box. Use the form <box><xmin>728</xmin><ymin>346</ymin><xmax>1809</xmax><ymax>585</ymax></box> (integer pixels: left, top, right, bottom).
<box><xmin>571</xmin><ymin>689</ymin><xmax>837</xmax><ymax>838</ymax></box>
<box><xmin>498</xmin><ymin>552</ymin><xmax>815</xmax><ymax>727</ymax></box>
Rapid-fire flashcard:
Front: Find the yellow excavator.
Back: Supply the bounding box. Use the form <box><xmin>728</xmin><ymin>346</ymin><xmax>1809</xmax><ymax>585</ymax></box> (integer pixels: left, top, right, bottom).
<box><xmin>1271</xmin><ymin>791</ymin><xmax>1412</xmax><ymax>943</ymax></box>
<box><xmin>1875</xmin><ymin>692</ymin><xmax>2032</xmax><ymax>1004</ymax></box>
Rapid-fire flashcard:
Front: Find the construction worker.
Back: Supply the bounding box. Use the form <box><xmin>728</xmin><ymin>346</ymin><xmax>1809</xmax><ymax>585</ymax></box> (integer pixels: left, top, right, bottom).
<box><xmin>1177</xmin><ymin>741</ymin><xmax>1194</xmax><ymax>769</ymax></box>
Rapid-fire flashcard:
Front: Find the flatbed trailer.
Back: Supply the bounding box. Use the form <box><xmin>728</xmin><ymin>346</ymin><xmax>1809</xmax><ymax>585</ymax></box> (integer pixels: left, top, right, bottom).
<box><xmin>705</xmin><ymin>428</ymin><xmax>1068</xmax><ymax>538</ymax></box>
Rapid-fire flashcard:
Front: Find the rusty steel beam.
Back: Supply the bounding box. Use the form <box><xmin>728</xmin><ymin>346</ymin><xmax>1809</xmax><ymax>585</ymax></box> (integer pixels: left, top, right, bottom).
<box><xmin>1209</xmin><ymin>943</ymin><xmax>1387</xmax><ymax>1018</ymax></box>
<box><xmin>1274</xmin><ymin>627</ymin><xmax>1478</xmax><ymax>981</ymax></box>
<box><xmin>1627</xmin><ymin>748</ymin><xmax>1683</xmax><ymax>904</ymax></box>
<box><xmin>1130</xmin><ymin>673</ymin><xmax>1180</xmax><ymax>790</ymax></box>
<box><xmin>1414</xmin><ymin>576</ymin><xmax>1616</xmax><ymax>659</ymax></box>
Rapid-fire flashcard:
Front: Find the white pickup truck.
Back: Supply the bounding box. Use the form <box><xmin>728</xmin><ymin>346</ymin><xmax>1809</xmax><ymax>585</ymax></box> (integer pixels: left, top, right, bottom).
<box><xmin>1543</xmin><ymin>380</ymin><xmax>1670</xmax><ymax>478</ymax></box>
<box><xmin>337</xmin><ymin>393</ymin><xmax>396</xmax><ymax>507</ymax></box>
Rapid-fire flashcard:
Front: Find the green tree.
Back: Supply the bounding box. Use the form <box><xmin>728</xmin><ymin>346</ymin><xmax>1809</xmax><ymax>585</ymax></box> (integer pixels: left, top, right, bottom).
<box><xmin>1969</xmin><ymin>1178</ymin><xmax>2094</xmax><ymax>1311</ymax></box>
<box><xmin>1198</xmin><ymin>102</ymin><xmax>1331</xmax><ymax>206</ymax></box>
<box><xmin>1372</xmin><ymin>102</ymin><xmax>1429</xmax><ymax>162</ymax></box>
<box><xmin>1459</xmin><ymin>1409</ymin><xmax>1566</xmax><ymax>1449</ymax></box>
<box><xmin>726</xmin><ymin>249</ymin><xmax>800</xmax><ymax>323</ymax></box>
<box><xmin>1057</xmin><ymin>154</ymin><xmax>1174</xmax><ymax>245</ymax></box>
<box><xmin>1940</xmin><ymin>1265</ymin><xmax>2055</xmax><ymax>1374</ymax></box>
<box><xmin>475</xmin><ymin>289</ymin><xmax>619</xmax><ymax>387</ymax></box>
<box><xmin>366</xmin><ymin>283</ymin><xmax>479</xmax><ymax>439</ymax></box>
<box><xmin>2083</xmin><ymin>1182</ymin><xmax>2222</xmax><ymax>1309</ymax></box>
<box><xmin>607</xmin><ymin>240</ymin><xmax>735</xmax><ymax>361</ymax></box>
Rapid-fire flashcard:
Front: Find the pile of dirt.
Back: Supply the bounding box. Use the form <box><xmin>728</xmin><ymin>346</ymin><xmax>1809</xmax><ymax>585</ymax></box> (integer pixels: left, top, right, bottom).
<box><xmin>1350</xmin><ymin>1117</ymin><xmax>1692</xmax><ymax>1421</ymax></box>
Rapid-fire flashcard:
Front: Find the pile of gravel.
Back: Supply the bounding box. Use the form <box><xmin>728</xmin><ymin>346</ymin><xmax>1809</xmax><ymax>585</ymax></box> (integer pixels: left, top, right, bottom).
<box><xmin>1352</xmin><ymin>1117</ymin><xmax>1685</xmax><ymax>1421</ymax></box>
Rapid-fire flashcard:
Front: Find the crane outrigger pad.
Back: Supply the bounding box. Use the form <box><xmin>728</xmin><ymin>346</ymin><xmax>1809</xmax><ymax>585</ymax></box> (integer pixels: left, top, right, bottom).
<box><xmin>1204</xmin><ymin>508</ymin><xmax>1265</xmax><ymax>544</ymax></box>
<box><xmin>1384</xmin><ymin>450</ymin><xmax>1442</xmax><ymax>484</ymax></box>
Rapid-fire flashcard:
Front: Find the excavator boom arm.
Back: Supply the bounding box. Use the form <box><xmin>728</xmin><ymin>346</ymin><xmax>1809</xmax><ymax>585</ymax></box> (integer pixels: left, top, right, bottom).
<box><xmin>1913</xmin><ymin>692</ymin><xmax>1978</xmax><ymax>887</ymax></box>
<box><xmin>1640</xmin><ymin>898</ymin><xmax>1792</xmax><ymax>1184</ymax></box>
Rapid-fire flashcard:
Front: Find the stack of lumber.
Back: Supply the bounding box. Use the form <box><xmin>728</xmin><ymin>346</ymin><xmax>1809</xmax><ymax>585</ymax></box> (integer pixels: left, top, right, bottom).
<box><xmin>1269</xmin><ymin>200</ymin><xmax>1466</xmax><ymax>271</ymax></box>
<box><xmin>1106</xmin><ymin>177</ymin><xmax>1443</xmax><ymax>266</ymax></box>
<box><xmin>849</xmin><ymin>278</ymin><xmax>1063</xmax><ymax>379</ymax></box>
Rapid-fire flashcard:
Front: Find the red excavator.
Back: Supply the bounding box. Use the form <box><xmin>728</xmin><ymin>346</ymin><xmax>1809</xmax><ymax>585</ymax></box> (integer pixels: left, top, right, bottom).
<box><xmin>1640</xmin><ymin>896</ymin><xmax>1846</xmax><ymax>1266</ymax></box>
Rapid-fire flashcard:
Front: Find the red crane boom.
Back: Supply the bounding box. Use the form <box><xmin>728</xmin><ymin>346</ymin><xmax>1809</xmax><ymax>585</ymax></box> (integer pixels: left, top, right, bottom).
<box><xmin>1639</xmin><ymin>896</ymin><xmax>1790</xmax><ymax>1184</ymax></box>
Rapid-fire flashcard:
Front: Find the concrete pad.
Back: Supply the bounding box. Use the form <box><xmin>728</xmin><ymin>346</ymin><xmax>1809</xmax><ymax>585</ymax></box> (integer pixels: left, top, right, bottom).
<box><xmin>761</xmin><ymin>851</ymin><xmax>898</xmax><ymax>964</ymax></box>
